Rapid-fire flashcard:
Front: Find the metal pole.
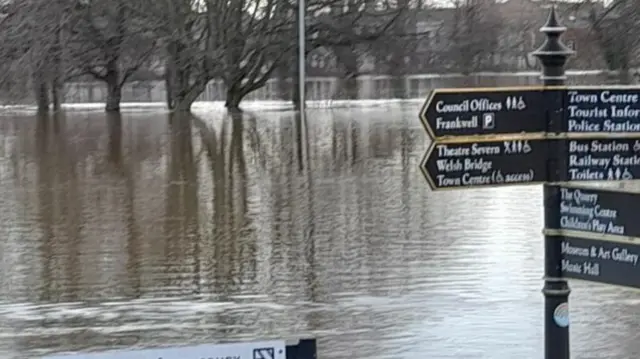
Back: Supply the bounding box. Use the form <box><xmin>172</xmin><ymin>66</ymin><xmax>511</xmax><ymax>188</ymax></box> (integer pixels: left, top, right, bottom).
<box><xmin>532</xmin><ymin>6</ymin><xmax>574</xmax><ymax>359</ymax></box>
<box><xmin>298</xmin><ymin>0</ymin><xmax>306</xmax><ymax>118</ymax></box>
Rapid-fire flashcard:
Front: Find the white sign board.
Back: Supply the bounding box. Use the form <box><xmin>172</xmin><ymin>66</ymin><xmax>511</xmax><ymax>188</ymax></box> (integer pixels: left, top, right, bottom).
<box><xmin>42</xmin><ymin>340</ymin><xmax>286</xmax><ymax>359</ymax></box>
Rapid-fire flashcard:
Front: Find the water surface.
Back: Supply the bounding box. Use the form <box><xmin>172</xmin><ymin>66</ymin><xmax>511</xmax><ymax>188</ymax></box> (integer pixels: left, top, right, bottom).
<box><xmin>0</xmin><ymin>105</ymin><xmax>639</xmax><ymax>359</ymax></box>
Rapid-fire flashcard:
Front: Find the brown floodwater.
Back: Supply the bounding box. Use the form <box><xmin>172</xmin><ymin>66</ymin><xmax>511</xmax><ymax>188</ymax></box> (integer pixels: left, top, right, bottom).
<box><xmin>0</xmin><ymin>104</ymin><xmax>639</xmax><ymax>359</ymax></box>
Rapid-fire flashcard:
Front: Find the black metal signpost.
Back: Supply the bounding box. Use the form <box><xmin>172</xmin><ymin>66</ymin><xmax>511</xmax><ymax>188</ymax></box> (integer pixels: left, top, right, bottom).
<box><xmin>532</xmin><ymin>11</ymin><xmax>573</xmax><ymax>359</ymax></box>
<box><xmin>418</xmin><ymin>7</ymin><xmax>640</xmax><ymax>359</ymax></box>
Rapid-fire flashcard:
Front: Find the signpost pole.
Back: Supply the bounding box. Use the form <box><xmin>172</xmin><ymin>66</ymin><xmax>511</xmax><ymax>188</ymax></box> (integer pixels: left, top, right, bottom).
<box><xmin>532</xmin><ymin>7</ymin><xmax>574</xmax><ymax>359</ymax></box>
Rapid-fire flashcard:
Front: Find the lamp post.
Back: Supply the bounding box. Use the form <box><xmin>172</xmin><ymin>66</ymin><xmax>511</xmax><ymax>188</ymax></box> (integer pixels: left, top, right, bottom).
<box><xmin>298</xmin><ymin>0</ymin><xmax>306</xmax><ymax>118</ymax></box>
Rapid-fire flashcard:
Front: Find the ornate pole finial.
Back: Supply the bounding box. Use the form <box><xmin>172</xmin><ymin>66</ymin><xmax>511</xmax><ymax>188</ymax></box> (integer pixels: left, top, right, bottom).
<box><xmin>532</xmin><ymin>6</ymin><xmax>575</xmax><ymax>86</ymax></box>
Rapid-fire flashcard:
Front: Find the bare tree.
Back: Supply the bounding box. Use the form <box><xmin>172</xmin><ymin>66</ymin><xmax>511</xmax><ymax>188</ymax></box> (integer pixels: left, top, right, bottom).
<box><xmin>587</xmin><ymin>0</ymin><xmax>639</xmax><ymax>83</ymax></box>
<box><xmin>134</xmin><ymin>0</ymin><xmax>225</xmax><ymax>112</ymax></box>
<box><xmin>369</xmin><ymin>0</ymin><xmax>417</xmax><ymax>98</ymax></box>
<box><xmin>66</xmin><ymin>0</ymin><xmax>159</xmax><ymax>112</ymax></box>
<box><xmin>144</xmin><ymin>0</ymin><xmax>405</xmax><ymax>112</ymax></box>
<box><xmin>493</xmin><ymin>0</ymin><xmax>543</xmax><ymax>71</ymax></box>
<box><xmin>0</xmin><ymin>0</ymin><xmax>73</xmax><ymax>111</ymax></box>
<box><xmin>447</xmin><ymin>0</ymin><xmax>502</xmax><ymax>75</ymax></box>
<box><xmin>307</xmin><ymin>0</ymin><xmax>405</xmax><ymax>100</ymax></box>
<box><xmin>211</xmin><ymin>0</ymin><xmax>295</xmax><ymax>112</ymax></box>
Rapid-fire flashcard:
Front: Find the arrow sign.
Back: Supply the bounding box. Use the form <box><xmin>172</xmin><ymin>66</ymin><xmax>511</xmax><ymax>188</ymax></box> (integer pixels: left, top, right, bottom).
<box><xmin>562</xmin><ymin>138</ymin><xmax>640</xmax><ymax>182</ymax></box>
<box><xmin>565</xmin><ymin>87</ymin><xmax>640</xmax><ymax>133</ymax></box>
<box><xmin>420</xmin><ymin>139</ymin><xmax>549</xmax><ymax>190</ymax></box>
<box><xmin>544</xmin><ymin>183</ymin><xmax>640</xmax><ymax>289</ymax></box>
<box><xmin>546</xmin><ymin>184</ymin><xmax>640</xmax><ymax>238</ymax></box>
<box><xmin>419</xmin><ymin>87</ymin><xmax>549</xmax><ymax>139</ymax></box>
<box><xmin>553</xmin><ymin>235</ymin><xmax>640</xmax><ymax>289</ymax></box>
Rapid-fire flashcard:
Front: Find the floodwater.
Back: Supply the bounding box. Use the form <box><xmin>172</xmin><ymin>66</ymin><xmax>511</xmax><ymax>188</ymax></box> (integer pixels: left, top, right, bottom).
<box><xmin>0</xmin><ymin>104</ymin><xmax>639</xmax><ymax>359</ymax></box>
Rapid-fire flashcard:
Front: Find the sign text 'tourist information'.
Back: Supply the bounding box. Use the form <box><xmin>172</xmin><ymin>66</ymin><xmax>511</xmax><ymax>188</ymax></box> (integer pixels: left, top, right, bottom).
<box><xmin>565</xmin><ymin>88</ymin><xmax>640</xmax><ymax>133</ymax></box>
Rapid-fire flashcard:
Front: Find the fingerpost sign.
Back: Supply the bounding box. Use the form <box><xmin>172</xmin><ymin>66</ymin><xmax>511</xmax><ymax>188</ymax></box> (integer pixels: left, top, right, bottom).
<box><xmin>418</xmin><ymin>7</ymin><xmax>640</xmax><ymax>359</ymax></box>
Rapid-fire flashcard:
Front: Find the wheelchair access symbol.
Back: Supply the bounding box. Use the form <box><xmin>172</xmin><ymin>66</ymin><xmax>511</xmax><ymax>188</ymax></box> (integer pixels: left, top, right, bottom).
<box><xmin>253</xmin><ymin>347</ymin><xmax>276</xmax><ymax>359</ymax></box>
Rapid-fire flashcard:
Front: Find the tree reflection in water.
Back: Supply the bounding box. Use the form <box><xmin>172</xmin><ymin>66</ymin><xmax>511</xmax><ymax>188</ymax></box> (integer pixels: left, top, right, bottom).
<box><xmin>163</xmin><ymin>113</ymin><xmax>201</xmax><ymax>295</ymax></box>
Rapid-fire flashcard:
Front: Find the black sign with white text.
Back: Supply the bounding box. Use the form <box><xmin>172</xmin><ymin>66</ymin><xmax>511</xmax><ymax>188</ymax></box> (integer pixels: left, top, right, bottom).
<box><xmin>561</xmin><ymin>138</ymin><xmax>640</xmax><ymax>182</ymax></box>
<box><xmin>421</xmin><ymin>139</ymin><xmax>548</xmax><ymax>190</ymax></box>
<box><xmin>564</xmin><ymin>88</ymin><xmax>640</xmax><ymax>133</ymax></box>
<box><xmin>423</xmin><ymin>137</ymin><xmax>640</xmax><ymax>190</ymax></box>
<box><xmin>419</xmin><ymin>87</ymin><xmax>640</xmax><ymax>138</ymax></box>
<box><xmin>419</xmin><ymin>88</ymin><xmax>548</xmax><ymax>139</ymax></box>
<box><xmin>545</xmin><ymin>184</ymin><xmax>640</xmax><ymax>238</ymax></box>
<box><xmin>557</xmin><ymin>236</ymin><xmax>640</xmax><ymax>288</ymax></box>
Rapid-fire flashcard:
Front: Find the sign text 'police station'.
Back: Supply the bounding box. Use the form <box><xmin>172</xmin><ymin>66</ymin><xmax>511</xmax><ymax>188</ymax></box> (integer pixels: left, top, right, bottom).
<box><xmin>566</xmin><ymin>88</ymin><xmax>640</xmax><ymax>133</ymax></box>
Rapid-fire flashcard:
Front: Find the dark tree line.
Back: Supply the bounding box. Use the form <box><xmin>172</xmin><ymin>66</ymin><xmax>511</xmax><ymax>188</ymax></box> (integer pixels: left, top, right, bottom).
<box><xmin>1</xmin><ymin>0</ymin><xmax>620</xmax><ymax>114</ymax></box>
<box><xmin>585</xmin><ymin>0</ymin><xmax>640</xmax><ymax>83</ymax></box>
<box><xmin>0</xmin><ymin>0</ymin><xmax>408</xmax><ymax>113</ymax></box>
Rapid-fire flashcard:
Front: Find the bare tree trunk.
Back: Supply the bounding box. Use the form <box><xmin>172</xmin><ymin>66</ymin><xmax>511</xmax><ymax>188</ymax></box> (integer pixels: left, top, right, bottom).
<box><xmin>391</xmin><ymin>76</ymin><xmax>405</xmax><ymax>99</ymax></box>
<box><xmin>51</xmin><ymin>82</ymin><xmax>61</xmax><ymax>111</ymax></box>
<box><xmin>34</xmin><ymin>72</ymin><xmax>50</xmax><ymax>113</ymax></box>
<box><xmin>276</xmin><ymin>64</ymin><xmax>290</xmax><ymax>101</ymax></box>
<box><xmin>225</xmin><ymin>84</ymin><xmax>246</xmax><ymax>112</ymax></box>
<box><xmin>104</xmin><ymin>60</ymin><xmax>123</xmax><ymax>112</ymax></box>
<box><xmin>342</xmin><ymin>74</ymin><xmax>358</xmax><ymax>100</ymax></box>
<box><xmin>170</xmin><ymin>73</ymin><xmax>206</xmax><ymax>112</ymax></box>
<box><xmin>168</xmin><ymin>83</ymin><xmax>205</xmax><ymax>112</ymax></box>
<box><xmin>164</xmin><ymin>42</ymin><xmax>207</xmax><ymax>112</ymax></box>
<box><xmin>164</xmin><ymin>68</ymin><xmax>174</xmax><ymax>109</ymax></box>
<box><xmin>619</xmin><ymin>67</ymin><xmax>632</xmax><ymax>85</ymax></box>
<box><xmin>106</xmin><ymin>79</ymin><xmax>123</xmax><ymax>112</ymax></box>
<box><xmin>335</xmin><ymin>46</ymin><xmax>359</xmax><ymax>100</ymax></box>
<box><xmin>173</xmin><ymin>93</ymin><xmax>200</xmax><ymax>112</ymax></box>
<box><xmin>51</xmin><ymin>10</ymin><xmax>63</xmax><ymax>112</ymax></box>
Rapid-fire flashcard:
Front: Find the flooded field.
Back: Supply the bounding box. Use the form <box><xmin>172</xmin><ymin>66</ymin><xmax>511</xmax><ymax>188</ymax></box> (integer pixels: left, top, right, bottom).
<box><xmin>0</xmin><ymin>104</ymin><xmax>639</xmax><ymax>358</ymax></box>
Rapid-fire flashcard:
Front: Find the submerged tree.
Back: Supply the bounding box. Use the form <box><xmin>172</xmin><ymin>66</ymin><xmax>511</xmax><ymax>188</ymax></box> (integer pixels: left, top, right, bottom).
<box><xmin>305</xmin><ymin>0</ymin><xmax>405</xmax><ymax>100</ymax></box>
<box><xmin>0</xmin><ymin>0</ymin><xmax>408</xmax><ymax>112</ymax></box>
<box><xmin>146</xmin><ymin>0</ymin><xmax>224</xmax><ymax>111</ymax></box>
<box><xmin>67</xmin><ymin>0</ymin><xmax>159</xmax><ymax>112</ymax></box>
<box><xmin>213</xmin><ymin>0</ymin><xmax>296</xmax><ymax>111</ymax></box>
<box><xmin>0</xmin><ymin>0</ymin><xmax>73</xmax><ymax>111</ymax></box>
<box><xmin>0</xmin><ymin>0</ymin><xmax>157</xmax><ymax>111</ymax></box>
